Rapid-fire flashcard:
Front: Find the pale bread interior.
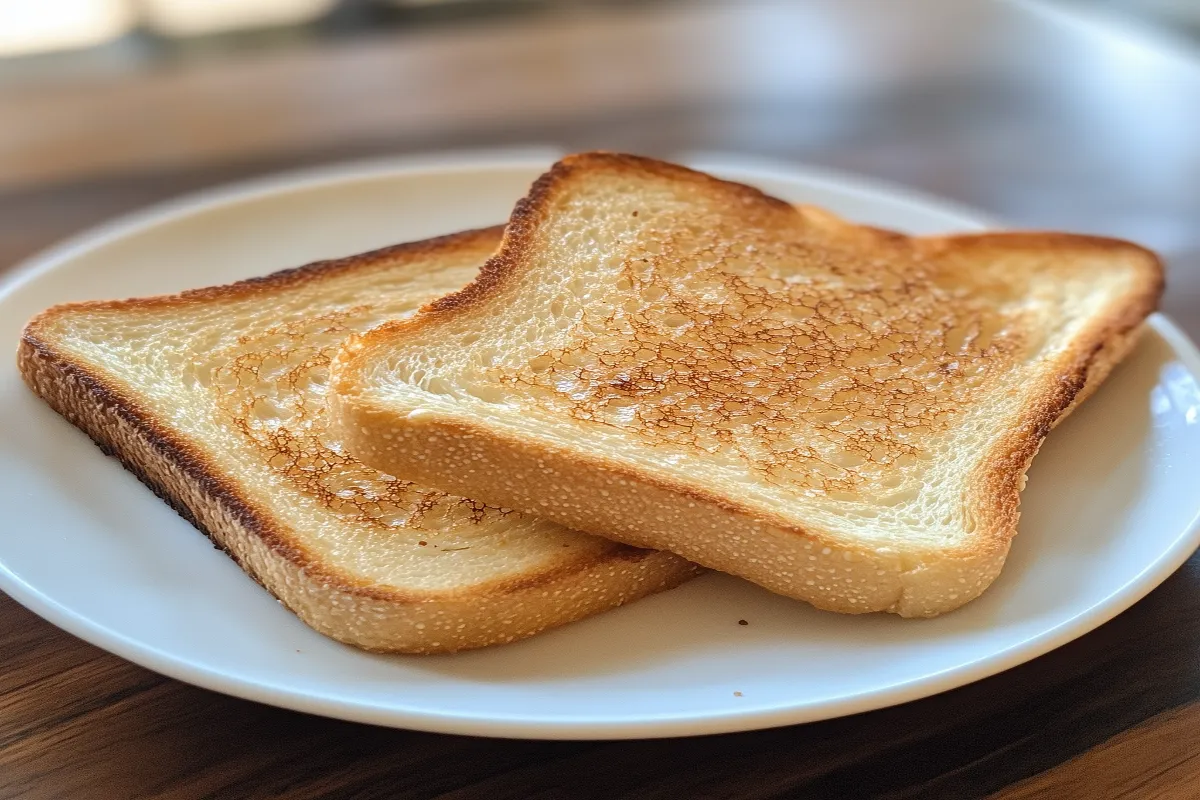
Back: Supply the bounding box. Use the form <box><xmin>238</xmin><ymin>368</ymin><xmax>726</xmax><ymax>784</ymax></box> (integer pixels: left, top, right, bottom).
<box><xmin>356</xmin><ymin>171</ymin><xmax>1151</xmax><ymax>553</ymax></box>
<box><xmin>21</xmin><ymin>228</ymin><xmax>697</xmax><ymax>651</ymax></box>
<box><xmin>335</xmin><ymin>154</ymin><xmax>1161</xmax><ymax>615</ymax></box>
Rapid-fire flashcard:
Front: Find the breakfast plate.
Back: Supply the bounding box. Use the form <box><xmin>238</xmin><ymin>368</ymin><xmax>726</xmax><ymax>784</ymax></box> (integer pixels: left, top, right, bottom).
<box><xmin>2</xmin><ymin>148</ymin><xmax>1199</xmax><ymax>739</ymax></box>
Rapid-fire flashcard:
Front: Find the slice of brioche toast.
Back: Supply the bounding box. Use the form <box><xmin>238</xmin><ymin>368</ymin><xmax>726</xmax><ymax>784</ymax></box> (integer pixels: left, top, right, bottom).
<box><xmin>331</xmin><ymin>153</ymin><xmax>1163</xmax><ymax>618</ymax></box>
<box><xmin>19</xmin><ymin>226</ymin><xmax>699</xmax><ymax>653</ymax></box>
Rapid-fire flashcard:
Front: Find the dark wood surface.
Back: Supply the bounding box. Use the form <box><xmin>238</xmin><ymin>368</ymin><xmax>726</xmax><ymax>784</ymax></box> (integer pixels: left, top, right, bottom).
<box><xmin>4</xmin><ymin>2</ymin><xmax>1200</xmax><ymax>797</ymax></box>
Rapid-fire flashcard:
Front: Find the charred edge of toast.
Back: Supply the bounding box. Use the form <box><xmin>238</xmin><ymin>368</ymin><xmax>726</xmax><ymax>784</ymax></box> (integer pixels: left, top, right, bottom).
<box><xmin>17</xmin><ymin>331</ymin><xmax>321</xmax><ymax>580</ymax></box>
<box><xmin>17</xmin><ymin>228</ymin><xmax>678</xmax><ymax>606</ymax></box>
<box><xmin>12</xmin><ymin>231</ymin><xmax>512</xmax><ymax>602</ymax></box>
<box><xmin>19</xmin><ymin>330</ymin><xmax>702</xmax><ymax>652</ymax></box>
<box><xmin>346</xmin><ymin>154</ymin><xmax>1165</xmax><ymax>563</ymax></box>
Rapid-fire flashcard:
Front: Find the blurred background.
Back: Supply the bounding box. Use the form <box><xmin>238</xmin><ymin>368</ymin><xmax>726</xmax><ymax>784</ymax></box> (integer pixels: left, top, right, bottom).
<box><xmin>1</xmin><ymin>0</ymin><xmax>1199</xmax><ymax>328</ymax></box>
<box><xmin>3</xmin><ymin>0</ymin><xmax>1199</xmax><ymax>62</ymax></box>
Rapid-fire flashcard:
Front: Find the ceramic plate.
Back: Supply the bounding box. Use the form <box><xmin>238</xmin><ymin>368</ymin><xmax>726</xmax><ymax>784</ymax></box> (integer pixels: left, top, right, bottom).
<box><xmin>2</xmin><ymin>149</ymin><xmax>1199</xmax><ymax>739</ymax></box>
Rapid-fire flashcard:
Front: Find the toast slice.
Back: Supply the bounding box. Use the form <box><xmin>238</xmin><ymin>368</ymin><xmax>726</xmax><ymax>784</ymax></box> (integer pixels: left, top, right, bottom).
<box><xmin>19</xmin><ymin>226</ymin><xmax>699</xmax><ymax>653</ymax></box>
<box><xmin>331</xmin><ymin>153</ymin><xmax>1163</xmax><ymax>618</ymax></box>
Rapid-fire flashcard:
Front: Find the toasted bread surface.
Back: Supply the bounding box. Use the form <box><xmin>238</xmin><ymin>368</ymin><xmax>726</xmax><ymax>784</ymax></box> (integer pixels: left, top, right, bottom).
<box><xmin>332</xmin><ymin>153</ymin><xmax>1163</xmax><ymax>617</ymax></box>
<box><xmin>19</xmin><ymin>226</ymin><xmax>699</xmax><ymax>653</ymax></box>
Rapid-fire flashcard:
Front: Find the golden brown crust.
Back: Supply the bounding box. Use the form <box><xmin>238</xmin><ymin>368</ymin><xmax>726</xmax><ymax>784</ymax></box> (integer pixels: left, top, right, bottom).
<box><xmin>425</xmin><ymin>153</ymin><xmax>789</xmax><ymax>319</ymax></box>
<box><xmin>334</xmin><ymin>153</ymin><xmax>1164</xmax><ymax>617</ymax></box>
<box><xmin>334</xmin><ymin>401</ymin><xmax>910</xmax><ymax>615</ymax></box>
<box><xmin>18</xmin><ymin>226</ymin><xmax>700</xmax><ymax>652</ymax></box>
<box><xmin>964</xmin><ymin>247</ymin><xmax>1161</xmax><ymax>560</ymax></box>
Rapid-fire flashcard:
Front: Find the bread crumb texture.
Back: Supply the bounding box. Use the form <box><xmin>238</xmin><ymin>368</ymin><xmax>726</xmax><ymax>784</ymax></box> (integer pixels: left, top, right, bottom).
<box><xmin>19</xmin><ymin>227</ymin><xmax>699</xmax><ymax>653</ymax></box>
<box><xmin>337</xmin><ymin>153</ymin><xmax>1162</xmax><ymax>618</ymax></box>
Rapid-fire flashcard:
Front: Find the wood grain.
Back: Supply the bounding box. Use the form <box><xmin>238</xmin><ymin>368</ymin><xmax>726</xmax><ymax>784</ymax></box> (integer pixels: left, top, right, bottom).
<box><xmin>993</xmin><ymin>703</ymin><xmax>1200</xmax><ymax>800</ymax></box>
<box><xmin>5</xmin><ymin>556</ymin><xmax>1200</xmax><ymax>799</ymax></box>
<box><xmin>4</xmin><ymin>1</ymin><xmax>1200</xmax><ymax>798</ymax></box>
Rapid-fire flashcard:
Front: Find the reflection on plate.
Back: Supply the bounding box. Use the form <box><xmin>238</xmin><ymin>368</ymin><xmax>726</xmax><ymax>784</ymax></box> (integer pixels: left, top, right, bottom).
<box><xmin>1</xmin><ymin>150</ymin><xmax>1198</xmax><ymax>739</ymax></box>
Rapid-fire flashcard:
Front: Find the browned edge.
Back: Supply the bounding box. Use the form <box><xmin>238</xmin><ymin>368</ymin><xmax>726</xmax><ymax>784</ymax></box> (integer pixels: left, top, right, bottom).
<box><xmin>17</xmin><ymin>224</ymin><xmax>669</xmax><ymax>606</ymax></box>
<box><xmin>338</xmin><ymin>152</ymin><xmax>1165</xmax><ymax>564</ymax></box>
<box><xmin>932</xmin><ymin>233</ymin><xmax>1165</xmax><ymax>553</ymax></box>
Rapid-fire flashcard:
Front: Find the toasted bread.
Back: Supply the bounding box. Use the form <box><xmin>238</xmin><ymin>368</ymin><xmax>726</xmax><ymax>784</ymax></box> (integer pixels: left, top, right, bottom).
<box><xmin>18</xmin><ymin>226</ymin><xmax>699</xmax><ymax>653</ymax></box>
<box><xmin>331</xmin><ymin>153</ymin><xmax>1162</xmax><ymax>618</ymax></box>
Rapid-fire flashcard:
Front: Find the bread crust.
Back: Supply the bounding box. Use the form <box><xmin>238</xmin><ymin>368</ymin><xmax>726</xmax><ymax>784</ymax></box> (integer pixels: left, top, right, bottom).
<box><xmin>333</xmin><ymin>153</ymin><xmax>1164</xmax><ymax>617</ymax></box>
<box><xmin>19</xmin><ymin>227</ymin><xmax>699</xmax><ymax>653</ymax></box>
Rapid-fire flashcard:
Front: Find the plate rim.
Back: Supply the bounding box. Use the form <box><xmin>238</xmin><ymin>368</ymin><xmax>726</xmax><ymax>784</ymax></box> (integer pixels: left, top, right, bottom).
<box><xmin>2</xmin><ymin>150</ymin><xmax>1199</xmax><ymax>740</ymax></box>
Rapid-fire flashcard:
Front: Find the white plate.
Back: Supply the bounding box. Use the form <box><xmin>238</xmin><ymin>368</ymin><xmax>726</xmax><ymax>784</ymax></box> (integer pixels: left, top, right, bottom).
<box><xmin>3</xmin><ymin>149</ymin><xmax>1199</xmax><ymax>740</ymax></box>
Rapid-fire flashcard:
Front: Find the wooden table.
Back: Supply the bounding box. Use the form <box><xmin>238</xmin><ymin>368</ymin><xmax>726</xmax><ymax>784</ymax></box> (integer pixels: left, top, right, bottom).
<box><xmin>4</xmin><ymin>1</ymin><xmax>1200</xmax><ymax>797</ymax></box>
